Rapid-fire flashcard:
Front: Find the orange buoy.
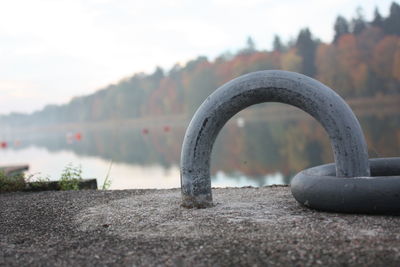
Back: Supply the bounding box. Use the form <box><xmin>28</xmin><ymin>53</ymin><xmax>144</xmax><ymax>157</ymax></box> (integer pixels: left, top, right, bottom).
<box><xmin>75</xmin><ymin>132</ymin><xmax>82</xmax><ymax>141</ymax></box>
<box><xmin>163</xmin><ymin>125</ymin><xmax>171</xmax><ymax>132</ymax></box>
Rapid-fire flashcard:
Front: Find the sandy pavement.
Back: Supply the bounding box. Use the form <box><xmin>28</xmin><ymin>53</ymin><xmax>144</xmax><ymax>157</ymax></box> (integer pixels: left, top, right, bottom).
<box><xmin>1</xmin><ymin>186</ymin><xmax>400</xmax><ymax>266</ymax></box>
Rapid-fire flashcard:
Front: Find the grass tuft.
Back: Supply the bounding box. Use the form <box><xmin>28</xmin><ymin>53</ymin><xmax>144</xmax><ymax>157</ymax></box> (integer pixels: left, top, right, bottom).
<box><xmin>59</xmin><ymin>163</ymin><xmax>83</xmax><ymax>191</ymax></box>
<box><xmin>0</xmin><ymin>170</ymin><xmax>26</xmax><ymax>193</ymax></box>
<box><xmin>101</xmin><ymin>160</ymin><xmax>113</xmax><ymax>190</ymax></box>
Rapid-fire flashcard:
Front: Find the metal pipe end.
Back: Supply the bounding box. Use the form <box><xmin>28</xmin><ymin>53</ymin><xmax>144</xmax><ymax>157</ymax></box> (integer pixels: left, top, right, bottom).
<box><xmin>181</xmin><ymin>193</ymin><xmax>213</xmax><ymax>209</ymax></box>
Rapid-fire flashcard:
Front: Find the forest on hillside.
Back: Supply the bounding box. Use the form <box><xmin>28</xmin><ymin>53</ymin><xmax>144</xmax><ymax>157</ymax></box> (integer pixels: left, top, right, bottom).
<box><xmin>2</xmin><ymin>2</ymin><xmax>400</xmax><ymax>127</ymax></box>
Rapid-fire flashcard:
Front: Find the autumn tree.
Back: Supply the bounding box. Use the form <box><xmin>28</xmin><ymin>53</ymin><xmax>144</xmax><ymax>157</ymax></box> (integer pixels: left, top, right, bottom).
<box><xmin>181</xmin><ymin>57</ymin><xmax>218</xmax><ymax>114</ymax></box>
<box><xmin>394</xmin><ymin>43</ymin><xmax>400</xmax><ymax>81</ymax></box>
<box><xmin>295</xmin><ymin>28</ymin><xmax>318</xmax><ymax>77</ymax></box>
<box><xmin>281</xmin><ymin>48</ymin><xmax>302</xmax><ymax>72</ymax></box>
<box><xmin>383</xmin><ymin>2</ymin><xmax>400</xmax><ymax>35</ymax></box>
<box><xmin>371</xmin><ymin>8</ymin><xmax>383</xmax><ymax>28</ymax></box>
<box><xmin>338</xmin><ymin>34</ymin><xmax>368</xmax><ymax>95</ymax></box>
<box><xmin>356</xmin><ymin>26</ymin><xmax>384</xmax><ymax>63</ymax></box>
<box><xmin>333</xmin><ymin>15</ymin><xmax>349</xmax><ymax>43</ymax></box>
<box><xmin>239</xmin><ymin>36</ymin><xmax>257</xmax><ymax>55</ymax></box>
<box><xmin>273</xmin><ymin>35</ymin><xmax>284</xmax><ymax>52</ymax></box>
<box><xmin>350</xmin><ymin>7</ymin><xmax>366</xmax><ymax>35</ymax></box>
<box><xmin>315</xmin><ymin>43</ymin><xmax>338</xmax><ymax>90</ymax></box>
<box><xmin>372</xmin><ymin>35</ymin><xmax>400</xmax><ymax>94</ymax></box>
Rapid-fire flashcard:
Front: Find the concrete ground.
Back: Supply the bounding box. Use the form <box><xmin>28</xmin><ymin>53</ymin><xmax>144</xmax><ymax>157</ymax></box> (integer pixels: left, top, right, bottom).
<box><xmin>1</xmin><ymin>186</ymin><xmax>400</xmax><ymax>266</ymax></box>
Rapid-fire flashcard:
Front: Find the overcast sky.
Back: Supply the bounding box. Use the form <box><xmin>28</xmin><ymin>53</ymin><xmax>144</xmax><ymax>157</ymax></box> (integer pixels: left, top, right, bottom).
<box><xmin>0</xmin><ymin>0</ymin><xmax>394</xmax><ymax>115</ymax></box>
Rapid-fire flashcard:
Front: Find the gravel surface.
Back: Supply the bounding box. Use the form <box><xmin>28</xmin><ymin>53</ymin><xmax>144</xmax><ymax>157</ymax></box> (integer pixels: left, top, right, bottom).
<box><xmin>1</xmin><ymin>186</ymin><xmax>400</xmax><ymax>266</ymax></box>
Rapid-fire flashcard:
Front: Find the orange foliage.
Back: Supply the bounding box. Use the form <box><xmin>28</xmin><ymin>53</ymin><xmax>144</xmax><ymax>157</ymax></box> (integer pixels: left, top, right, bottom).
<box><xmin>281</xmin><ymin>48</ymin><xmax>302</xmax><ymax>72</ymax></box>
<box><xmin>215</xmin><ymin>60</ymin><xmax>236</xmax><ymax>84</ymax></box>
<box><xmin>338</xmin><ymin>34</ymin><xmax>369</xmax><ymax>93</ymax></box>
<box><xmin>372</xmin><ymin>35</ymin><xmax>400</xmax><ymax>80</ymax></box>
<box><xmin>315</xmin><ymin>43</ymin><xmax>338</xmax><ymax>88</ymax></box>
<box><xmin>147</xmin><ymin>77</ymin><xmax>182</xmax><ymax>115</ymax></box>
<box><xmin>338</xmin><ymin>34</ymin><xmax>361</xmax><ymax>68</ymax></box>
<box><xmin>356</xmin><ymin>27</ymin><xmax>384</xmax><ymax>64</ymax></box>
<box><xmin>392</xmin><ymin>41</ymin><xmax>400</xmax><ymax>81</ymax></box>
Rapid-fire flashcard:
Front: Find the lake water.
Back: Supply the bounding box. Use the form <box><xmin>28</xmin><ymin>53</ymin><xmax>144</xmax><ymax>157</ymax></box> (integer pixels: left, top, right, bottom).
<box><xmin>0</xmin><ymin>146</ymin><xmax>285</xmax><ymax>189</ymax></box>
<box><xmin>1</xmin><ymin>107</ymin><xmax>399</xmax><ymax>189</ymax></box>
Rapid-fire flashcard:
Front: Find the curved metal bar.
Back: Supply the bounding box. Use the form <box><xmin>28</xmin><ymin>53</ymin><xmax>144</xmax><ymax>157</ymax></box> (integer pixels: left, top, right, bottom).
<box><xmin>181</xmin><ymin>70</ymin><xmax>370</xmax><ymax>208</ymax></box>
<box><xmin>291</xmin><ymin>158</ymin><xmax>400</xmax><ymax>214</ymax></box>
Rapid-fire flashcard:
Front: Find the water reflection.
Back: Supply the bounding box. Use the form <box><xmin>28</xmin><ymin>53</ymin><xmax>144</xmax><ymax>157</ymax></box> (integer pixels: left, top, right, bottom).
<box><xmin>0</xmin><ymin>146</ymin><xmax>180</xmax><ymax>189</ymax></box>
<box><xmin>213</xmin><ymin>171</ymin><xmax>284</xmax><ymax>187</ymax></box>
<box><xmin>1</xmin><ymin>112</ymin><xmax>399</xmax><ymax>189</ymax></box>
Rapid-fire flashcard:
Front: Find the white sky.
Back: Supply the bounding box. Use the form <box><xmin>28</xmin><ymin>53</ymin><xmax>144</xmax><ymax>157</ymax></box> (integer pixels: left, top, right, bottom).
<box><xmin>0</xmin><ymin>0</ymin><xmax>394</xmax><ymax>114</ymax></box>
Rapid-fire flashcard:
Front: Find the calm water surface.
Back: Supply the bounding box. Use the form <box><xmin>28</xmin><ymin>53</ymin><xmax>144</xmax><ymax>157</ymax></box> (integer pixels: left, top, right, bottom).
<box><xmin>0</xmin><ymin>146</ymin><xmax>283</xmax><ymax>189</ymax></box>
<box><xmin>1</xmin><ymin>111</ymin><xmax>398</xmax><ymax>189</ymax></box>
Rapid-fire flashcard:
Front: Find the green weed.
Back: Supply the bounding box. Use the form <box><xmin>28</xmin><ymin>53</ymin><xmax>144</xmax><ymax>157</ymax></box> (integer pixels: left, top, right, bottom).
<box><xmin>0</xmin><ymin>170</ymin><xmax>26</xmax><ymax>193</ymax></box>
<box><xmin>101</xmin><ymin>160</ymin><xmax>113</xmax><ymax>190</ymax></box>
<box><xmin>59</xmin><ymin>163</ymin><xmax>83</xmax><ymax>191</ymax></box>
<box><xmin>25</xmin><ymin>173</ymin><xmax>51</xmax><ymax>190</ymax></box>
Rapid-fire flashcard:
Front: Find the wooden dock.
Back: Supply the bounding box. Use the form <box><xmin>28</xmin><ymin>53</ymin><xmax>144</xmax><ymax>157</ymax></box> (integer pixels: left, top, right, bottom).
<box><xmin>0</xmin><ymin>165</ymin><xmax>29</xmax><ymax>176</ymax></box>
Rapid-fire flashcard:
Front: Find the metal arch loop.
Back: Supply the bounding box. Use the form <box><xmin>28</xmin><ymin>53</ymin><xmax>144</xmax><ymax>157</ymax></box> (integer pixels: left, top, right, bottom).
<box><xmin>291</xmin><ymin>158</ymin><xmax>400</xmax><ymax>214</ymax></box>
<box><xmin>180</xmin><ymin>70</ymin><xmax>370</xmax><ymax>208</ymax></box>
